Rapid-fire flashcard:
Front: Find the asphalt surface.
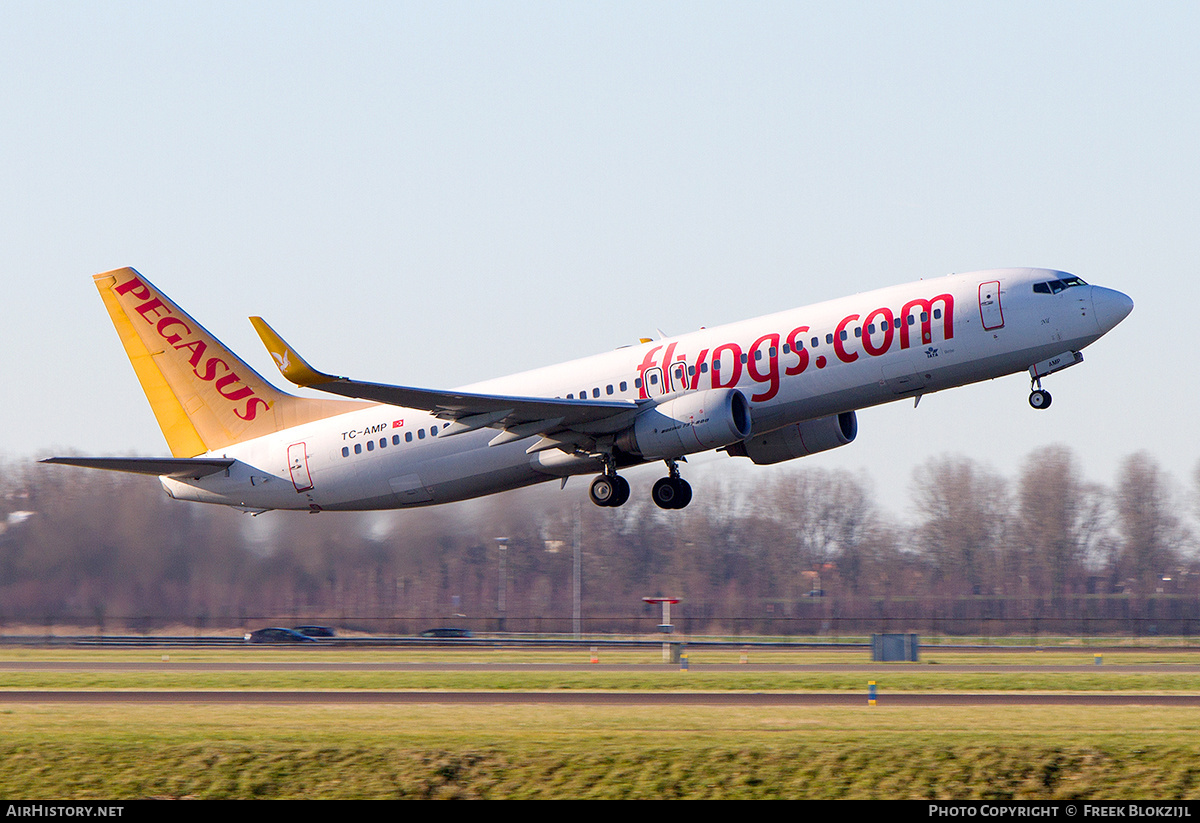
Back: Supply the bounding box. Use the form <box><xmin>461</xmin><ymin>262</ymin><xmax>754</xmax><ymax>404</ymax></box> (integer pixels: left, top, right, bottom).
<box><xmin>4</xmin><ymin>661</ymin><xmax>1200</xmax><ymax>673</ymax></box>
<box><xmin>2</xmin><ymin>690</ymin><xmax>1199</xmax><ymax>705</ymax></box>
<box><xmin>5</xmin><ymin>656</ymin><xmax>1199</xmax><ymax>706</ymax></box>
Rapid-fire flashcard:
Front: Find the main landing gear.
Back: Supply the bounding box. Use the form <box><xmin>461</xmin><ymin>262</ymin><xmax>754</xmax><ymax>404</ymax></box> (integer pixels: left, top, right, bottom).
<box><xmin>588</xmin><ymin>473</ymin><xmax>630</xmax><ymax>508</ymax></box>
<box><xmin>587</xmin><ymin>459</ymin><xmax>692</xmax><ymax>510</ymax></box>
<box><xmin>651</xmin><ymin>460</ymin><xmax>692</xmax><ymax>510</ymax></box>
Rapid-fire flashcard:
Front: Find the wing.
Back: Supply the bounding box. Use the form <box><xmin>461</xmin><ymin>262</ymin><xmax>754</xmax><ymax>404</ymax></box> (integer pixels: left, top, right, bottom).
<box><xmin>40</xmin><ymin>456</ymin><xmax>234</xmax><ymax>479</ymax></box>
<box><xmin>249</xmin><ymin>317</ymin><xmax>645</xmax><ymax>451</ymax></box>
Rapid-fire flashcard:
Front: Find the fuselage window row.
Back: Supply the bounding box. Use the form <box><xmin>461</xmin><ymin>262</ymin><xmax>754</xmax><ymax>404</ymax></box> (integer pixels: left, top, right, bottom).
<box><xmin>340</xmin><ymin>425</ymin><xmax>443</xmax><ymax>458</ymax></box>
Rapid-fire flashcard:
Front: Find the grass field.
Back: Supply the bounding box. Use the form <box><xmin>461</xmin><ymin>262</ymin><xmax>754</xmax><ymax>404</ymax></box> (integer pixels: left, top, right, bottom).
<box><xmin>3</xmin><ymin>645</ymin><xmax>1200</xmax><ymax>799</ymax></box>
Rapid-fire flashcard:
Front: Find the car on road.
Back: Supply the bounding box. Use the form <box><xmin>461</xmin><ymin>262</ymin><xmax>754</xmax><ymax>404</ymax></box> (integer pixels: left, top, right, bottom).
<box><xmin>419</xmin><ymin>628</ymin><xmax>473</xmax><ymax>639</ymax></box>
<box><xmin>292</xmin><ymin>625</ymin><xmax>336</xmax><ymax>638</ymax></box>
<box><xmin>245</xmin><ymin>627</ymin><xmax>318</xmax><ymax>643</ymax></box>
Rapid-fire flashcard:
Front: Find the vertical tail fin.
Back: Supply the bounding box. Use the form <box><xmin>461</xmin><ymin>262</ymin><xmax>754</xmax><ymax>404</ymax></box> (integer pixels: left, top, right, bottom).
<box><xmin>94</xmin><ymin>267</ymin><xmax>367</xmax><ymax>457</ymax></box>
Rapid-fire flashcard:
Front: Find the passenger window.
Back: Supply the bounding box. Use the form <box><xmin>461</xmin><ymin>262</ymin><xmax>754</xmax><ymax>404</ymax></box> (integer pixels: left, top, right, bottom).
<box><xmin>405</xmin><ymin>432</ymin><xmax>413</xmax><ymax>442</ymax></box>
<box><xmin>635</xmin><ymin>378</ymin><xmax>642</xmax><ymax>388</ymax></box>
<box><xmin>418</xmin><ymin>429</ymin><xmax>425</xmax><ymax>440</ymax></box>
<box><xmin>354</xmin><ymin>443</ymin><xmax>362</xmax><ymax>454</ymax></box>
<box><xmin>342</xmin><ymin>447</ymin><xmax>349</xmax><ymax>458</ymax></box>
<box><xmin>393</xmin><ymin>435</ymin><xmax>400</xmax><ymax>445</ymax></box>
<box><xmin>620</xmin><ymin>381</ymin><xmax>628</xmax><ymax>391</ymax></box>
<box><xmin>606</xmin><ymin>384</ymin><xmax>613</xmax><ymax>395</ymax></box>
<box><xmin>367</xmin><ymin>440</ymin><xmax>374</xmax><ymax>451</ymax></box>
<box><xmin>592</xmin><ymin>388</ymin><xmax>600</xmax><ymax>398</ymax></box>
<box><xmin>430</xmin><ymin>427</ymin><xmax>437</xmax><ymax>436</ymax></box>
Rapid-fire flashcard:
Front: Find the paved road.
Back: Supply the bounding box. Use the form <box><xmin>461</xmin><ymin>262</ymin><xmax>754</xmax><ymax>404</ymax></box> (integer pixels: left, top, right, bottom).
<box><xmin>3</xmin><ymin>661</ymin><xmax>1199</xmax><ymax>672</ymax></box>
<box><xmin>2</xmin><ymin>690</ymin><xmax>1199</xmax><ymax>705</ymax></box>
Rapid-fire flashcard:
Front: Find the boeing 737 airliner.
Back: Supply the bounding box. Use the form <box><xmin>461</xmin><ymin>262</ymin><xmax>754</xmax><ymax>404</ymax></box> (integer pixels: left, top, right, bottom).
<box><xmin>44</xmin><ymin>267</ymin><xmax>1132</xmax><ymax>513</ymax></box>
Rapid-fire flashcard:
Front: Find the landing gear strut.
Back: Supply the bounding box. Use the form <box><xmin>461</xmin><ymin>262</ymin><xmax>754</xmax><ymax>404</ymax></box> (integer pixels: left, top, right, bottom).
<box><xmin>588</xmin><ymin>458</ymin><xmax>692</xmax><ymax>510</ymax></box>
<box><xmin>651</xmin><ymin>460</ymin><xmax>692</xmax><ymax>510</ymax></box>
<box><xmin>1029</xmin><ymin>377</ymin><xmax>1052</xmax><ymax>410</ymax></box>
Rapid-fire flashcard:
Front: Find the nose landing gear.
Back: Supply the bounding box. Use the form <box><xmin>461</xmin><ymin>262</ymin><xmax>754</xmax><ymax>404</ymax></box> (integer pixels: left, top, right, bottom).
<box><xmin>1027</xmin><ymin>351</ymin><xmax>1082</xmax><ymax>410</ymax></box>
<box><xmin>1029</xmin><ymin>375</ymin><xmax>1052</xmax><ymax>410</ymax></box>
<box><xmin>1029</xmin><ymin>388</ymin><xmax>1052</xmax><ymax>409</ymax></box>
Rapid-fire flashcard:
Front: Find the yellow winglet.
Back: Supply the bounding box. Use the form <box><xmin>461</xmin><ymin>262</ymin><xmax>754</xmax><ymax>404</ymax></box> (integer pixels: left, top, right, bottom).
<box><xmin>249</xmin><ymin>317</ymin><xmax>336</xmax><ymax>387</ymax></box>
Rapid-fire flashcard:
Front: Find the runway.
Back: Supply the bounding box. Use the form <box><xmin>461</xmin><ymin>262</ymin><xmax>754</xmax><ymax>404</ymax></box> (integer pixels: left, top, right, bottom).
<box><xmin>3</xmin><ymin>690</ymin><xmax>1199</xmax><ymax>706</ymax></box>
<box><xmin>4</xmin><ymin>661</ymin><xmax>1199</xmax><ymax>673</ymax></box>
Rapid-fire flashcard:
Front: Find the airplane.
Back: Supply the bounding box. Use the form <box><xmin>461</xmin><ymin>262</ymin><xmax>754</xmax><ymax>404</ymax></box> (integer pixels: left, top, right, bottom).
<box><xmin>43</xmin><ymin>267</ymin><xmax>1133</xmax><ymax>513</ymax></box>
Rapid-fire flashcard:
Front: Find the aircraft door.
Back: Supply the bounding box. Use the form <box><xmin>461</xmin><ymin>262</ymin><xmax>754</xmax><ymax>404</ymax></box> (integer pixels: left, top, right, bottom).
<box><xmin>979</xmin><ymin>280</ymin><xmax>1004</xmax><ymax>330</ymax></box>
<box><xmin>287</xmin><ymin>442</ymin><xmax>314</xmax><ymax>493</ymax></box>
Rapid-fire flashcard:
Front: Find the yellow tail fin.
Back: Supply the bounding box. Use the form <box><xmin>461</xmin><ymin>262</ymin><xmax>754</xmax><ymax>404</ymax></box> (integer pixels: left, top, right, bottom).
<box><xmin>94</xmin><ymin>267</ymin><xmax>368</xmax><ymax>456</ymax></box>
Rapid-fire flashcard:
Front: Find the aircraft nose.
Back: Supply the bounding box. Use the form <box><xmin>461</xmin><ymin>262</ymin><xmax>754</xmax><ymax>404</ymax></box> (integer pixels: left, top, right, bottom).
<box><xmin>1092</xmin><ymin>286</ymin><xmax>1134</xmax><ymax>333</ymax></box>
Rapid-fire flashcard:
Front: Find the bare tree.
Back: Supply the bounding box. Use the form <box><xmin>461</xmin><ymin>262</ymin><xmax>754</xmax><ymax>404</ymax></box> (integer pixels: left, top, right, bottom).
<box><xmin>1112</xmin><ymin>453</ymin><xmax>1188</xmax><ymax>596</ymax></box>
<box><xmin>758</xmin><ymin>469</ymin><xmax>878</xmax><ymax>596</ymax></box>
<box><xmin>910</xmin><ymin>456</ymin><xmax>1011</xmax><ymax>595</ymax></box>
<box><xmin>1014</xmin><ymin>445</ymin><xmax>1110</xmax><ymax>599</ymax></box>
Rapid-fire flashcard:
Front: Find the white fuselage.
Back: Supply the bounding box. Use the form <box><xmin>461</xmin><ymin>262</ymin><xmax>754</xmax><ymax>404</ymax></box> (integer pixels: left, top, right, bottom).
<box><xmin>161</xmin><ymin>268</ymin><xmax>1129</xmax><ymax>512</ymax></box>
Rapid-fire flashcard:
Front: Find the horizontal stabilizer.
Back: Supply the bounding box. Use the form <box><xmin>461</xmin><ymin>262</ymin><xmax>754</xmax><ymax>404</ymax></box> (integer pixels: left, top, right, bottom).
<box><xmin>40</xmin><ymin>456</ymin><xmax>234</xmax><ymax>479</ymax></box>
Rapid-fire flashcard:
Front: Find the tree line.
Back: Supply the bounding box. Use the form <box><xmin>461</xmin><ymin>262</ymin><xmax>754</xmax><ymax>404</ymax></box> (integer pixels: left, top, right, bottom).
<box><xmin>1</xmin><ymin>446</ymin><xmax>1196</xmax><ymax>635</ymax></box>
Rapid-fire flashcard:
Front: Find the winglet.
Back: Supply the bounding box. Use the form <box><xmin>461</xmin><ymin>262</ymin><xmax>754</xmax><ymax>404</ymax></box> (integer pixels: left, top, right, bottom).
<box><xmin>249</xmin><ymin>317</ymin><xmax>336</xmax><ymax>387</ymax></box>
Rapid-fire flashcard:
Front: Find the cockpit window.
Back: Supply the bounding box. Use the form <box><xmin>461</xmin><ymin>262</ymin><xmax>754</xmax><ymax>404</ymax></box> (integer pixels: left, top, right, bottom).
<box><xmin>1033</xmin><ymin>276</ymin><xmax>1089</xmax><ymax>295</ymax></box>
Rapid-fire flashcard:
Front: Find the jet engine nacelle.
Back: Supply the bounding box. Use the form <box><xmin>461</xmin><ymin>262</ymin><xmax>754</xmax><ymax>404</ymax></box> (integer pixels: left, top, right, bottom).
<box><xmin>617</xmin><ymin>388</ymin><xmax>752</xmax><ymax>459</ymax></box>
<box><xmin>725</xmin><ymin>411</ymin><xmax>857</xmax><ymax>465</ymax></box>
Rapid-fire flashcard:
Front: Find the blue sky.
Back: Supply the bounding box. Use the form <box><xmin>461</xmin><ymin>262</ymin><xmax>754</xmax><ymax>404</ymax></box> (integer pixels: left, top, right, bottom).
<box><xmin>3</xmin><ymin>2</ymin><xmax>1196</xmax><ymax>517</ymax></box>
